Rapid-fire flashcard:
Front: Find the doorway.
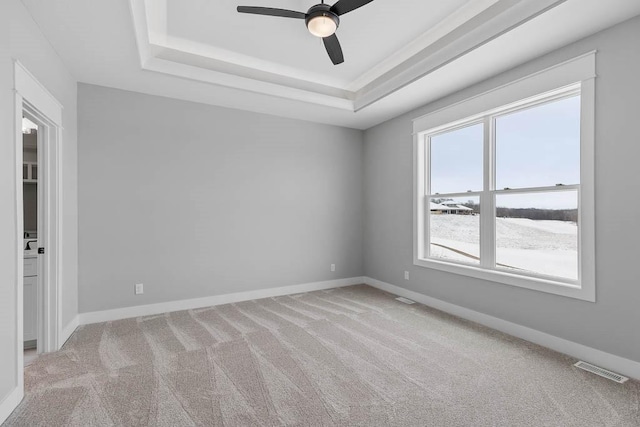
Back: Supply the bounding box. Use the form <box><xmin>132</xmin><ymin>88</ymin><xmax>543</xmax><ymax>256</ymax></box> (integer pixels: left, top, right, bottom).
<box><xmin>21</xmin><ymin>113</ymin><xmax>40</xmax><ymax>365</ymax></box>
<box><xmin>14</xmin><ymin>61</ymin><xmax>63</xmax><ymax>389</ymax></box>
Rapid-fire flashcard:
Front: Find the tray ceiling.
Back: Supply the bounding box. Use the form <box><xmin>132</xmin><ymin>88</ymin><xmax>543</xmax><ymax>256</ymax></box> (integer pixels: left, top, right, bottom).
<box><xmin>161</xmin><ymin>0</ymin><xmax>471</xmax><ymax>87</ymax></box>
<box><xmin>133</xmin><ymin>0</ymin><xmax>568</xmax><ymax>111</ymax></box>
<box><xmin>19</xmin><ymin>0</ymin><xmax>640</xmax><ymax>128</ymax></box>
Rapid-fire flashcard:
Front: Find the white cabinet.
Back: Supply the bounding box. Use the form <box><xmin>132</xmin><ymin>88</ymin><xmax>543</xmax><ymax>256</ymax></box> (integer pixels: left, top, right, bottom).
<box><xmin>24</xmin><ymin>257</ymin><xmax>38</xmax><ymax>277</ymax></box>
<box><xmin>23</xmin><ymin>259</ymin><xmax>38</xmax><ymax>342</ymax></box>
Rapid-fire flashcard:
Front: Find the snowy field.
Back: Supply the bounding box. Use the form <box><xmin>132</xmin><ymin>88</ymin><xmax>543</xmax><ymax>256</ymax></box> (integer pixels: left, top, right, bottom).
<box><xmin>430</xmin><ymin>214</ymin><xmax>578</xmax><ymax>280</ymax></box>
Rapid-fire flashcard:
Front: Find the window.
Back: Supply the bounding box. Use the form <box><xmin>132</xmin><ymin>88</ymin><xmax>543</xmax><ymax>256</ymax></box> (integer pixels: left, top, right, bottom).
<box><xmin>426</xmin><ymin>93</ymin><xmax>580</xmax><ymax>279</ymax></box>
<box><xmin>413</xmin><ymin>53</ymin><xmax>595</xmax><ymax>301</ymax></box>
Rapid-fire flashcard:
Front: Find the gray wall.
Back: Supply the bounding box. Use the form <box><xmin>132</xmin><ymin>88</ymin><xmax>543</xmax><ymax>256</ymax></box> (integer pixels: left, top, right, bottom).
<box><xmin>0</xmin><ymin>0</ymin><xmax>78</xmax><ymax>404</ymax></box>
<box><xmin>363</xmin><ymin>15</ymin><xmax>640</xmax><ymax>363</ymax></box>
<box><xmin>78</xmin><ymin>84</ymin><xmax>364</xmax><ymax>313</ymax></box>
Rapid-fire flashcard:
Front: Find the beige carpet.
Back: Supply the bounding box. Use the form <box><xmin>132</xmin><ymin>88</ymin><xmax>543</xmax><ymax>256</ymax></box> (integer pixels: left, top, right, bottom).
<box><xmin>5</xmin><ymin>285</ymin><xmax>639</xmax><ymax>426</ymax></box>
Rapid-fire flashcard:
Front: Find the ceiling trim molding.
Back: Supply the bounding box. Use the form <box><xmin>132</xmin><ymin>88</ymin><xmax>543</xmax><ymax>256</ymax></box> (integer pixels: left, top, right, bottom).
<box><xmin>344</xmin><ymin>0</ymin><xmax>503</xmax><ymax>92</ymax></box>
<box><xmin>129</xmin><ymin>0</ymin><xmax>570</xmax><ymax>112</ymax></box>
<box><xmin>354</xmin><ymin>0</ymin><xmax>568</xmax><ymax>111</ymax></box>
<box><xmin>144</xmin><ymin>57</ymin><xmax>354</xmax><ymax>110</ymax></box>
<box><xmin>158</xmin><ymin>34</ymin><xmax>349</xmax><ymax>90</ymax></box>
<box><xmin>154</xmin><ymin>45</ymin><xmax>352</xmax><ymax>99</ymax></box>
<box><xmin>128</xmin><ymin>0</ymin><xmax>153</xmax><ymax>67</ymax></box>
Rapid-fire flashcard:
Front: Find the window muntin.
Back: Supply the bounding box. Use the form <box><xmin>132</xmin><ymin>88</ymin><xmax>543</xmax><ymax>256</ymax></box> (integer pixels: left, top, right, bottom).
<box><xmin>422</xmin><ymin>89</ymin><xmax>582</xmax><ymax>285</ymax></box>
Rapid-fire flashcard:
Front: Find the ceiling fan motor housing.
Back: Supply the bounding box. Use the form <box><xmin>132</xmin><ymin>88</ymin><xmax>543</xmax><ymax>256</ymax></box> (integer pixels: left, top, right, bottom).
<box><xmin>305</xmin><ymin>4</ymin><xmax>340</xmax><ymax>33</ymax></box>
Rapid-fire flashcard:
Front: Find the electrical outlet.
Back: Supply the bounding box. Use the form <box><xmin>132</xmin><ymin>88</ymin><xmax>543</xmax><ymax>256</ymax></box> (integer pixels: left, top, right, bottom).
<box><xmin>404</xmin><ymin>271</ymin><xmax>410</xmax><ymax>280</ymax></box>
<box><xmin>330</xmin><ymin>264</ymin><xmax>336</xmax><ymax>272</ymax></box>
<box><xmin>135</xmin><ymin>283</ymin><xmax>144</xmax><ymax>295</ymax></box>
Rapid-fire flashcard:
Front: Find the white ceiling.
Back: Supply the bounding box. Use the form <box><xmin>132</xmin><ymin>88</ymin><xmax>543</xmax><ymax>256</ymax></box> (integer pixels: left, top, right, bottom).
<box><xmin>20</xmin><ymin>0</ymin><xmax>640</xmax><ymax>129</ymax></box>
<box><xmin>162</xmin><ymin>0</ymin><xmax>470</xmax><ymax>87</ymax></box>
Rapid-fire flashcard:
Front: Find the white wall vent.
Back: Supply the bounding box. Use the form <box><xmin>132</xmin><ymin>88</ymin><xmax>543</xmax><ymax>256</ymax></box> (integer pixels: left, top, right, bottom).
<box><xmin>574</xmin><ymin>361</ymin><xmax>628</xmax><ymax>383</ymax></box>
<box><xmin>395</xmin><ymin>297</ymin><xmax>415</xmax><ymax>305</ymax></box>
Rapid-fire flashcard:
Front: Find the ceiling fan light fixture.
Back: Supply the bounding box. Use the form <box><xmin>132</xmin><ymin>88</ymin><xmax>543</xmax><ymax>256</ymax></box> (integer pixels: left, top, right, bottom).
<box><xmin>305</xmin><ymin>4</ymin><xmax>339</xmax><ymax>38</ymax></box>
<box><xmin>307</xmin><ymin>14</ymin><xmax>337</xmax><ymax>37</ymax></box>
<box><xmin>237</xmin><ymin>0</ymin><xmax>377</xmax><ymax>64</ymax></box>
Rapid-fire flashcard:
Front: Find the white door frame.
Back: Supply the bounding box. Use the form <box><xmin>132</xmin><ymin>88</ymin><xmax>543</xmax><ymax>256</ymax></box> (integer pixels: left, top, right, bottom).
<box><xmin>13</xmin><ymin>61</ymin><xmax>63</xmax><ymax>395</ymax></box>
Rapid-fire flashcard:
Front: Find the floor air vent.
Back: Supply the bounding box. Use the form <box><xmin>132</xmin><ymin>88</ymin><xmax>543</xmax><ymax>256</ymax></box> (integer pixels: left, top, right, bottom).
<box><xmin>574</xmin><ymin>361</ymin><xmax>628</xmax><ymax>383</ymax></box>
<box><xmin>395</xmin><ymin>297</ymin><xmax>415</xmax><ymax>305</ymax></box>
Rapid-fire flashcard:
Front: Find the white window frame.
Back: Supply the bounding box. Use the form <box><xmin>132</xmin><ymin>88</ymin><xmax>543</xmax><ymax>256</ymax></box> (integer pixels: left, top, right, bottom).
<box><xmin>413</xmin><ymin>52</ymin><xmax>596</xmax><ymax>302</ymax></box>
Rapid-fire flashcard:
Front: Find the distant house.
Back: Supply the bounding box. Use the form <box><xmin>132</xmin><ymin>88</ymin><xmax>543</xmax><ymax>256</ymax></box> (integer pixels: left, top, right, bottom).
<box><xmin>431</xmin><ymin>201</ymin><xmax>474</xmax><ymax>215</ymax></box>
<box><xmin>429</xmin><ymin>202</ymin><xmax>449</xmax><ymax>214</ymax></box>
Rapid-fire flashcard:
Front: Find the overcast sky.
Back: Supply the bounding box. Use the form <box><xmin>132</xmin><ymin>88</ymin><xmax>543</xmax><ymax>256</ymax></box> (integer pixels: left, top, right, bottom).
<box><xmin>429</xmin><ymin>95</ymin><xmax>580</xmax><ymax>210</ymax></box>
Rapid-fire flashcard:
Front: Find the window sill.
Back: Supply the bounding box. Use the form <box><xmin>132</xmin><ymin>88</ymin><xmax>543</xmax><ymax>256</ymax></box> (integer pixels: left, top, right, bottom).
<box><xmin>414</xmin><ymin>257</ymin><xmax>595</xmax><ymax>302</ymax></box>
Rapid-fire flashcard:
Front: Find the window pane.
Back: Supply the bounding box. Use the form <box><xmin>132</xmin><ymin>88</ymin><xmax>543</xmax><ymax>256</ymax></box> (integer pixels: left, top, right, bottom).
<box><xmin>495</xmin><ymin>191</ymin><xmax>578</xmax><ymax>280</ymax></box>
<box><xmin>496</xmin><ymin>96</ymin><xmax>580</xmax><ymax>190</ymax></box>
<box><xmin>430</xmin><ymin>123</ymin><xmax>483</xmax><ymax>194</ymax></box>
<box><xmin>429</xmin><ymin>196</ymin><xmax>480</xmax><ymax>264</ymax></box>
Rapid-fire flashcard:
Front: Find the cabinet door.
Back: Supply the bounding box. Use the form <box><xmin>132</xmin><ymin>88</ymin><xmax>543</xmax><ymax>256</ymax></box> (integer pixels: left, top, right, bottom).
<box><xmin>24</xmin><ymin>258</ymin><xmax>38</xmax><ymax>277</ymax></box>
<box><xmin>23</xmin><ymin>276</ymin><xmax>38</xmax><ymax>342</ymax></box>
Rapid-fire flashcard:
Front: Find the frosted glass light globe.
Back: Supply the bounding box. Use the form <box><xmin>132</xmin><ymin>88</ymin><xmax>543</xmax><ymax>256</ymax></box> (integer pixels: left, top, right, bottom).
<box><xmin>307</xmin><ymin>15</ymin><xmax>337</xmax><ymax>37</ymax></box>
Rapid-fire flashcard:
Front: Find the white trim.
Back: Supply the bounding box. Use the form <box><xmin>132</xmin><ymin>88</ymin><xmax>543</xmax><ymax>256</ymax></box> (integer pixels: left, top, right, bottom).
<box><xmin>8</xmin><ymin>62</ymin><xmax>65</xmax><ymax>422</ymax></box>
<box><xmin>13</xmin><ymin>90</ymin><xmax>25</xmax><ymax>407</ymax></box>
<box><xmin>481</xmin><ymin>115</ymin><xmax>495</xmax><ymax>269</ymax></box>
<box><xmin>79</xmin><ymin>277</ymin><xmax>365</xmax><ymax>325</ymax></box>
<box><xmin>0</xmin><ymin>387</ymin><xmax>23</xmax><ymax>425</ymax></box>
<box><xmin>20</xmin><ymin>103</ymin><xmax>63</xmax><ymax>351</ymax></box>
<box><xmin>355</xmin><ymin>0</ymin><xmax>570</xmax><ymax>111</ymax></box>
<box><xmin>154</xmin><ymin>37</ymin><xmax>349</xmax><ymax>95</ymax></box>
<box><xmin>492</xmin><ymin>184</ymin><xmax>580</xmax><ymax>195</ymax></box>
<box><xmin>15</xmin><ymin>61</ymin><xmax>65</xmax><ymax>352</ymax></box>
<box><xmin>413</xmin><ymin>55</ymin><xmax>596</xmax><ymax>302</ymax></box>
<box><xmin>363</xmin><ymin>277</ymin><xmax>640</xmax><ymax>381</ymax></box>
<box><xmin>345</xmin><ymin>0</ymin><xmax>503</xmax><ymax>92</ymax></box>
<box><xmin>578</xmin><ymin>77</ymin><xmax>596</xmax><ymax>301</ymax></box>
<box><xmin>127</xmin><ymin>0</ymin><xmax>153</xmax><ymax>67</ymax></box>
<box><xmin>14</xmin><ymin>61</ymin><xmax>63</xmax><ymax>126</ymax></box>
<box><xmin>130</xmin><ymin>0</ymin><xmax>567</xmax><ymax>112</ymax></box>
<box><xmin>412</xmin><ymin>51</ymin><xmax>596</xmax><ymax>133</ymax></box>
<box><xmin>60</xmin><ymin>315</ymin><xmax>79</xmax><ymax>347</ymax></box>
<box><xmin>413</xmin><ymin>132</ymin><xmax>425</xmax><ymax>262</ymax></box>
<box><xmin>413</xmin><ymin>258</ymin><xmax>590</xmax><ymax>300</ymax></box>
<box><xmin>143</xmin><ymin>57</ymin><xmax>354</xmax><ymax>111</ymax></box>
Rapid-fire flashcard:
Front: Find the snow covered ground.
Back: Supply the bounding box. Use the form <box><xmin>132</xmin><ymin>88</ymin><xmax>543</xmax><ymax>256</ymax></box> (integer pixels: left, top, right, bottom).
<box><xmin>430</xmin><ymin>215</ymin><xmax>577</xmax><ymax>280</ymax></box>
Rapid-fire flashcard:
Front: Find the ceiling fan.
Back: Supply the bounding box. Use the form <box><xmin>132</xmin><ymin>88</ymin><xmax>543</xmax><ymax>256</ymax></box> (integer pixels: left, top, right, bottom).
<box><xmin>236</xmin><ymin>0</ymin><xmax>375</xmax><ymax>65</ymax></box>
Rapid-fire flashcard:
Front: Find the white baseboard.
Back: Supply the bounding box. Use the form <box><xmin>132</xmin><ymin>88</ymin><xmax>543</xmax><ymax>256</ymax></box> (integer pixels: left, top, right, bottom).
<box><xmin>0</xmin><ymin>387</ymin><xmax>23</xmax><ymax>425</ymax></box>
<box><xmin>60</xmin><ymin>315</ymin><xmax>79</xmax><ymax>347</ymax></box>
<box><xmin>70</xmin><ymin>274</ymin><xmax>640</xmax><ymax>380</ymax></box>
<box><xmin>79</xmin><ymin>277</ymin><xmax>365</xmax><ymax>325</ymax></box>
<box><xmin>364</xmin><ymin>276</ymin><xmax>640</xmax><ymax>381</ymax></box>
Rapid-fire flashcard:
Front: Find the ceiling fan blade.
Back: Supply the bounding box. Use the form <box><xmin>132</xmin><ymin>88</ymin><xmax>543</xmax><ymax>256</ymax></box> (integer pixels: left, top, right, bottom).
<box><xmin>330</xmin><ymin>0</ymin><xmax>374</xmax><ymax>16</ymax></box>
<box><xmin>237</xmin><ymin>6</ymin><xmax>306</xmax><ymax>19</ymax></box>
<box><xmin>323</xmin><ymin>34</ymin><xmax>344</xmax><ymax>65</ymax></box>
